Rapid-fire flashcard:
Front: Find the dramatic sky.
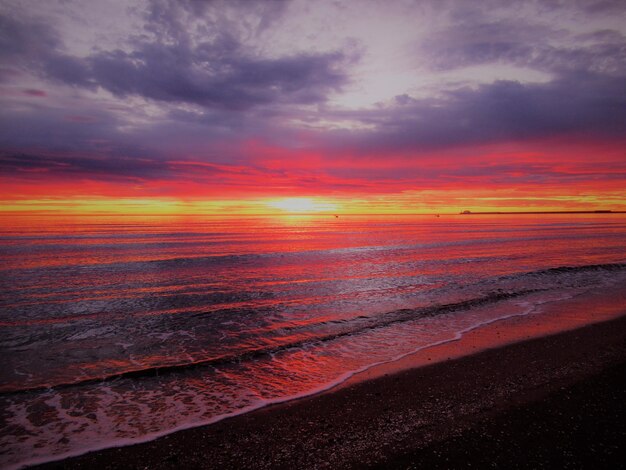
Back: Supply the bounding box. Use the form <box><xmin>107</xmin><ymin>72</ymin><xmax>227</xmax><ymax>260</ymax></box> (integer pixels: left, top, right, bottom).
<box><xmin>1</xmin><ymin>0</ymin><xmax>625</xmax><ymax>214</ymax></box>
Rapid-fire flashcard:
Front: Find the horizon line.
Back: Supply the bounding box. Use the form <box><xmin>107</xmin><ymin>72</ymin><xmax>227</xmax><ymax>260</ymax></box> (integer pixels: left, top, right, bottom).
<box><xmin>2</xmin><ymin>210</ymin><xmax>626</xmax><ymax>217</ymax></box>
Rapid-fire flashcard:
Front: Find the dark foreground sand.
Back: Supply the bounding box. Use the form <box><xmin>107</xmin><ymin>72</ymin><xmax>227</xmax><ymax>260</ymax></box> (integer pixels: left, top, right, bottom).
<box><xmin>36</xmin><ymin>312</ymin><xmax>626</xmax><ymax>470</ymax></box>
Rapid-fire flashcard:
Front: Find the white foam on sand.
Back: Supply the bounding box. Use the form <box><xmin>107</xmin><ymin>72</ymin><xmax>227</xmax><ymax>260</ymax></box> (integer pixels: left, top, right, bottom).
<box><xmin>6</xmin><ymin>275</ymin><xmax>626</xmax><ymax>470</ymax></box>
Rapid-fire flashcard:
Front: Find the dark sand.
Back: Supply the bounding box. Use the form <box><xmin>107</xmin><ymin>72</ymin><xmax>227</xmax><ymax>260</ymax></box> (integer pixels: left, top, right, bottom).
<box><xmin>35</xmin><ymin>312</ymin><xmax>626</xmax><ymax>470</ymax></box>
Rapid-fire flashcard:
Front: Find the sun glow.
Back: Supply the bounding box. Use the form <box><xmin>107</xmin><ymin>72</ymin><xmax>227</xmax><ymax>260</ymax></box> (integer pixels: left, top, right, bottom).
<box><xmin>265</xmin><ymin>197</ymin><xmax>339</xmax><ymax>213</ymax></box>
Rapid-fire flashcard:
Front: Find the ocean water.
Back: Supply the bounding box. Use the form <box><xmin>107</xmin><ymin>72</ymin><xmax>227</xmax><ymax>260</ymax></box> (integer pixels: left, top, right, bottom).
<box><xmin>1</xmin><ymin>213</ymin><xmax>625</xmax><ymax>468</ymax></box>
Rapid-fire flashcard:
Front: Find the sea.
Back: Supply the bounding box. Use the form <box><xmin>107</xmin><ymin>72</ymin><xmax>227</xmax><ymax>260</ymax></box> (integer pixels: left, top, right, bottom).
<box><xmin>1</xmin><ymin>213</ymin><xmax>625</xmax><ymax>469</ymax></box>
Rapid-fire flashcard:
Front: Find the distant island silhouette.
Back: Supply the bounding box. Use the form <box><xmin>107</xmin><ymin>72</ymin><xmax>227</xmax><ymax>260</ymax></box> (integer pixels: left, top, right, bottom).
<box><xmin>460</xmin><ymin>210</ymin><xmax>624</xmax><ymax>214</ymax></box>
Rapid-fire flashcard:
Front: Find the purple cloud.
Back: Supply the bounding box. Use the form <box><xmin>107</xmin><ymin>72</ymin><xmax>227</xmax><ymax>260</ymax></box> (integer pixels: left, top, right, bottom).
<box><xmin>1</xmin><ymin>2</ymin><xmax>352</xmax><ymax>111</ymax></box>
<box><xmin>1</xmin><ymin>0</ymin><xmax>625</xmax><ymax>193</ymax></box>
<box><xmin>0</xmin><ymin>152</ymin><xmax>170</xmax><ymax>181</ymax></box>
<box><xmin>86</xmin><ymin>46</ymin><xmax>349</xmax><ymax>110</ymax></box>
<box><xmin>319</xmin><ymin>68</ymin><xmax>626</xmax><ymax>154</ymax></box>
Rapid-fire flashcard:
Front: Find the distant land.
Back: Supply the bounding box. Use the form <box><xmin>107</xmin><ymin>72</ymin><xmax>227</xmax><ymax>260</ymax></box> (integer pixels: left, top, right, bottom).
<box><xmin>460</xmin><ymin>210</ymin><xmax>626</xmax><ymax>215</ymax></box>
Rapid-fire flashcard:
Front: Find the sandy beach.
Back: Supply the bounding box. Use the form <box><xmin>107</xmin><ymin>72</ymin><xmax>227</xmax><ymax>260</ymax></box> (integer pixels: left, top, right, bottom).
<box><xmin>34</xmin><ymin>288</ymin><xmax>626</xmax><ymax>470</ymax></box>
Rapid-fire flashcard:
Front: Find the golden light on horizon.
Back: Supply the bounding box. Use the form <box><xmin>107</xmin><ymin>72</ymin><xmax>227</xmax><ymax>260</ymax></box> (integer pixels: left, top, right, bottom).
<box><xmin>2</xmin><ymin>189</ymin><xmax>625</xmax><ymax>216</ymax></box>
<box><xmin>265</xmin><ymin>197</ymin><xmax>339</xmax><ymax>213</ymax></box>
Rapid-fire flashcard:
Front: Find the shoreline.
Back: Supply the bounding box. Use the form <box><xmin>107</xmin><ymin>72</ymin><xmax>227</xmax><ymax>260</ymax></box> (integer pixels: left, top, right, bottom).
<box><xmin>34</xmin><ymin>292</ymin><xmax>626</xmax><ymax>469</ymax></box>
<box><xmin>343</xmin><ymin>280</ymin><xmax>626</xmax><ymax>387</ymax></box>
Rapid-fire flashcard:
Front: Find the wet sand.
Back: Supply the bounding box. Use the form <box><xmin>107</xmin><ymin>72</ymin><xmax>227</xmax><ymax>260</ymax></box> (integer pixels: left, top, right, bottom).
<box><xmin>35</xmin><ymin>292</ymin><xmax>626</xmax><ymax>469</ymax></box>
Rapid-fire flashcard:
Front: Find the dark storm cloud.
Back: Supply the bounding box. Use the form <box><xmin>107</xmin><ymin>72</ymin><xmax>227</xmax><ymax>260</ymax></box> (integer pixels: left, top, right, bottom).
<box><xmin>0</xmin><ymin>0</ymin><xmax>351</xmax><ymax>111</ymax></box>
<box><xmin>327</xmin><ymin>70</ymin><xmax>626</xmax><ymax>152</ymax></box>
<box><xmin>321</xmin><ymin>1</ymin><xmax>626</xmax><ymax>154</ymax></box>
<box><xmin>86</xmin><ymin>46</ymin><xmax>348</xmax><ymax>109</ymax></box>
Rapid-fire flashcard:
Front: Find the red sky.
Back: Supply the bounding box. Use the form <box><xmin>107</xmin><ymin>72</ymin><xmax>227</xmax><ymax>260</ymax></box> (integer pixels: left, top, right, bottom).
<box><xmin>1</xmin><ymin>0</ymin><xmax>625</xmax><ymax>214</ymax></box>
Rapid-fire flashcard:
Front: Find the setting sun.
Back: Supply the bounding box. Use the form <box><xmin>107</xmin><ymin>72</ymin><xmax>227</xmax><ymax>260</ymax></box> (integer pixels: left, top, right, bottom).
<box><xmin>265</xmin><ymin>198</ymin><xmax>339</xmax><ymax>213</ymax></box>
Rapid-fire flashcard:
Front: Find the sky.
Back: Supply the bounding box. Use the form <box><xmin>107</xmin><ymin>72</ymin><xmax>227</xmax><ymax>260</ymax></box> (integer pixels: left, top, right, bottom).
<box><xmin>1</xmin><ymin>0</ymin><xmax>625</xmax><ymax>214</ymax></box>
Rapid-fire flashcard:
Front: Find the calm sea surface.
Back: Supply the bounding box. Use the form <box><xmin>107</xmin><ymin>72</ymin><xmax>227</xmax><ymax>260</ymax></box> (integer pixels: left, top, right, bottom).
<box><xmin>1</xmin><ymin>214</ymin><xmax>626</xmax><ymax>468</ymax></box>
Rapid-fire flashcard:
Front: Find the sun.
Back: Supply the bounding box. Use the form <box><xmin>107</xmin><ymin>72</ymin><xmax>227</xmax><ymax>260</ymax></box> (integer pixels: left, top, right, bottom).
<box><xmin>265</xmin><ymin>197</ymin><xmax>338</xmax><ymax>213</ymax></box>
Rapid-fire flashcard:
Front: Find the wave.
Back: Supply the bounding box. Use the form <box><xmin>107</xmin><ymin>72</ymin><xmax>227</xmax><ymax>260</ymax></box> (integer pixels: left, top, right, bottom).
<box><xmin>491</xmin><ymin>262</ymin><xmax>626</xmax><ymax>283</ymax></box>
<box><xmin>3</xmin><ymin>262</ymin><xmax>625</xmax><ymax>396</ymax></box>
<box><xmin>526</xmin><ymin>262</ymin><xmax>626</xmax><ymax>275</ymax></box>
<box><xmin>0</xmin><ymin>288</ymin><xmax>548</xmax><ymax>396</ymax></box>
